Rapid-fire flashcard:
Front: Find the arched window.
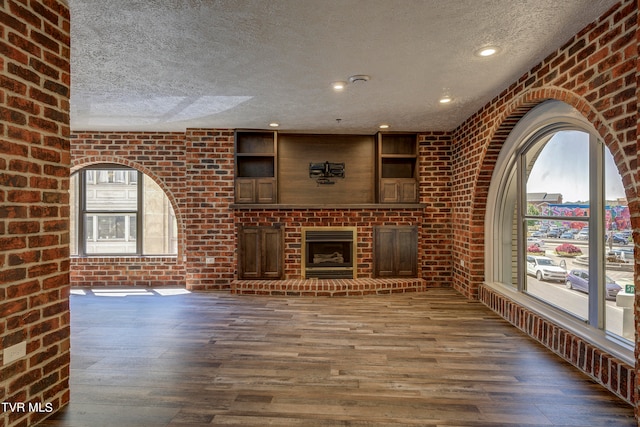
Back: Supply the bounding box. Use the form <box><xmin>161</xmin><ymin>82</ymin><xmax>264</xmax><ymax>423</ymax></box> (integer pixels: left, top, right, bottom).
<box><xmin>486</xmin><ymin>101</ymin><xmax>633</xmax><ymax>358</ymax></box>
<box><xmin>70</xmin><ymin>165</ymin><xmax>178</xmax><ymax>256</ymax></box>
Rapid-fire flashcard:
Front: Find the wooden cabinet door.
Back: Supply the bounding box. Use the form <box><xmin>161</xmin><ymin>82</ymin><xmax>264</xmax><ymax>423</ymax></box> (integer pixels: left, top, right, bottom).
<box><xmin>374</xmin><ymin>226</ymin><xmax>418</xmax><ymax>277</ymax></box>
<box><xmin>374</xmin><ymin>227</ymin><xmax>397</xmax><ymax>276</ymax></box>
<box><xmin>256</xmin><ymin>178</ymin><xmax>276</xmax><ymax>203</ymax></box>
<box><xmin>261</xmin><ymin>227</ymin><xmax>283</xmax><ymax>278</ymax></box>
<box><xmin>395</xmin><ymin>226</ymin><xmax>418</xmax><ymax>276</ymax></box>
<box><xmin>398</xmin><ymin>180</ymin><xmax>418</xmax><ymax>203</ymax></box>
<box><xmin>238</xmin><ymin>227</ymin><xmax>260</xmax><ymax>278</ymax></box>
<box><xmin>235</xmin><ymin>178</ymin><xmax>276</xmax><ymax>203</ymax></box>
<box><xmin>380</xmin><ymin>180</ymin><xmax>400</xmax><ymax>203</ymax></box>
<box><xmin>236</xmin><ymin>179</ymin><xmax>256</xmax><ymax>203</ymax></box>
<box><xmin>238</xmin><ymin>226</ymin><xmax>283</xmax><ymax>279</ymax></box>
<box><xmin>379</xmin><ymin>179</ymin><xmax>417</xmax><ymax>203</ymax></box>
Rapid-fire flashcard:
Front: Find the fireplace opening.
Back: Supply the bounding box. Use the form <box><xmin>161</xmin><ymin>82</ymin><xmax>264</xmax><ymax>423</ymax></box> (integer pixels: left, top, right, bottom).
<box><xmin>302</xmin><ymin>228</ymin><xmax>356</xmax><ymax>279</ymax></box>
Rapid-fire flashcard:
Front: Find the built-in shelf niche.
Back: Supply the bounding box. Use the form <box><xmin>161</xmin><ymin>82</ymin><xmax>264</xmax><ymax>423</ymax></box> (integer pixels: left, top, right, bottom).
<box><xmin>377</xmin><ymin>132</ymin><xmax>418</xmax><ymax>203</ymax></box>
<box><xmin>235</xmin><ymin>130</ymin><xmax>277</xmax><ymax>203</ymax></box>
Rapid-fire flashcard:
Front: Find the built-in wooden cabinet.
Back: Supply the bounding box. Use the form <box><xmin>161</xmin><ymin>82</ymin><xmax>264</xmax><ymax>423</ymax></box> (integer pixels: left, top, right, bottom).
<box><xmin>374</xmin><ymin>225</ymin><xmax>418</xmax><ymax>277</ymax></box>
<box><xmin>377</xmin><ymin>133</ymin><xmax>418</xmax><ymax>203</ymax></box>
<box><xmin>238</xmin><ymin>226</ymin><xmax>283</xmax><ymax>279</ymax></box>
<box><xmin>233</xmin><ymin>130</ymin><xmax>422</xmax><ymax>206</ymax></box>
<box><xmin>235</xmin><ymin>130</ymin><xmax>277</xmax><ymax>203</ymax></box>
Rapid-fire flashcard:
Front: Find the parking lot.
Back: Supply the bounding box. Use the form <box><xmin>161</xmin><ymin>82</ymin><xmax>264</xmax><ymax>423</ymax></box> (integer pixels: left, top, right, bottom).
<box><xmin>524</xmin><ymin>236</ymin><xmax>634</xmax><ymax>340</ymax></box>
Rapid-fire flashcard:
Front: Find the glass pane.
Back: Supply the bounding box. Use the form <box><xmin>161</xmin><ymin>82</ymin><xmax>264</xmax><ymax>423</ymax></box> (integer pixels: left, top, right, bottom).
<box><xmin>85</xmin><ymin>168</ymin><xmax>138</xmax><ymax>211</ymax></box>
<box><xmin>604</xmin><ymin>147</ymin><xmax>633</xmax><ymax>342</ymax></box>
<box><xmin>85</xmin><ymin>214</ymin><xmax>137</xmax><ymax>254</ymax></box>
<box><xmin>524</xmin><ymin>131</ymin><xmax>589</xmax><ymax>320</ymax></box>
<box><xmin>526</xmin><ymin>131</ymin><xmax>590</xmax><ymax>206</ymax></box>
<box><xmin>143</xmin><ymin>176</ymin><xmax>178</xmax><ymax>255</ymax></box>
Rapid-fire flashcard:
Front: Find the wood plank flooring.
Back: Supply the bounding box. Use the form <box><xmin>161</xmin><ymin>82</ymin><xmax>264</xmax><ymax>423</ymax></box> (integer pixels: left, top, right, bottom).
<box><xmin>39</xmin><ymin>288</ymin><xmax>635</xmax><ymax>426</ymax></box>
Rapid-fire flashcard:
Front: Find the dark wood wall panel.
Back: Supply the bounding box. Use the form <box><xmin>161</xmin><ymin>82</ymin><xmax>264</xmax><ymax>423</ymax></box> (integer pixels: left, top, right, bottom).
<box><xmin>278</xmin><ymin>134</ymin><xmax>375</xmax><ymax>204</ymax></box>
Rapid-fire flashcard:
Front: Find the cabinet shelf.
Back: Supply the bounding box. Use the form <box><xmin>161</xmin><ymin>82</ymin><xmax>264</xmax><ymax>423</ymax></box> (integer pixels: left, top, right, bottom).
<box><xmin>377</xmin><ymin>133</ymin><xmax>418</xmax><ymax>203</ymax></box>
<box><xmin>381</xmin><ymin>158</ymin><xmax>416</xmax><ymax>179</ymax></box>
<box><xmin>237</xmin><ymin>157</ymin><xmax>275</xmax><ymax>178</ymax></box>
<box><xmin>235</xmin><ymin>130</ymin><xmax>277</xmax><ymax>203</ymax></box>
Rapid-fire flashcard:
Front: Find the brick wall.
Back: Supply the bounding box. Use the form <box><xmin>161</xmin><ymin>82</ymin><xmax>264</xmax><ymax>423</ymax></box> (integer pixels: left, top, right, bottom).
<box><xmin>0</xmin><ymin>1</ymin><xmax>71</xmax><ymax>427</ymax></box>
<box><xmin>418</xmin><ymin>133</ymin><xmax>452</xmax><ymax>286</ymax></box>
<box><xmin>184</xmin><ymin>129</ymin><xmax>236</xmax><ymax>290</ymax></box>
<box><xmin>449</xmin><ymin>0</ymin><xmax>638</xmax><ymax>411</ymax></box>
<box><xmin>451</xmin><ymin>0</ymin><xmax>638</xmax><ymax>299</ymax></box>
<box><xmin>70</xmin><ymin>132</ymin><xmax>188</xmax><ymax>288</ymax></box>
<box><xmin>68</xmin><ymin>130</ymin><xmax>453</xmax><ymax>290</ymax></box>
<box><xmin>70</xmin><ymin>256</ymin><xmax>184</xmax><ymax>287</ymax></box>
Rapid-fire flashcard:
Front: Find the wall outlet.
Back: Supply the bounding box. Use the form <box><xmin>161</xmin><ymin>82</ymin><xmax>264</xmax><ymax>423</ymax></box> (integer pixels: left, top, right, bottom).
<box><xmin>3</xmin><ymin>341</ymin><xmax>27</xmax><ymax>365</ymax></box>
<box><xmin>460</xmin><ymin>259</ymin><xmax>465</xmax><ymax>267</ymax></box>
<box><xmin>205</xmin><ymin>257</ymin><xmax>215</xmax><ymax>264</ymax></box>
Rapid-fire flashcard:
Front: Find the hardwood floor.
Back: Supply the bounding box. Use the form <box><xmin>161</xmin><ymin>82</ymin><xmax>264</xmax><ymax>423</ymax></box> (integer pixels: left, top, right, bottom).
<box><xmin>40</xmin><ymin>288</ymin><xmax>635</xmax><ymax>426</ymax></box>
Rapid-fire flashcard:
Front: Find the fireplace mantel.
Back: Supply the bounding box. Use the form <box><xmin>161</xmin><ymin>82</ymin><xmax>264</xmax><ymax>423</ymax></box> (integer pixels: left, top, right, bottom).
<box><xmin>231</xmin><ymin>203</ymin><xmax>426</xmax><ymax>210</ymax></box>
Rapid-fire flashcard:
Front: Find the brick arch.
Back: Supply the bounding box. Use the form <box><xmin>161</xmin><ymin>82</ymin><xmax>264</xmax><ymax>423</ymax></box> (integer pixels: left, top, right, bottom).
<box><xmin>468</xmin><ymin>86</ymin><xmax>633</xmax><ymax>298</ymax></box>
<box><xmin>71</xmin><ymin>155</ymin><xmax>186</xmax><ymax>258</ymax></box>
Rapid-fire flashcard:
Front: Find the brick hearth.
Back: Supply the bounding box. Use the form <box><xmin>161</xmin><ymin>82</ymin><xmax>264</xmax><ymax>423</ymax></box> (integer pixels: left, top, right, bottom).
<box><xmin>232</xmin><ymin>278</ymin><xmax>427</xmax><ymax>297</ymax></box>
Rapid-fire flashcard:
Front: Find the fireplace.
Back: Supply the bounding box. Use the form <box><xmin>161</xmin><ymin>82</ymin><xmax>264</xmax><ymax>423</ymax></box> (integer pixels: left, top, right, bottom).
<box><xmin>302</xmin><ymin>227</ymin><xmax>356</xmax><ymax>279</ymax></box>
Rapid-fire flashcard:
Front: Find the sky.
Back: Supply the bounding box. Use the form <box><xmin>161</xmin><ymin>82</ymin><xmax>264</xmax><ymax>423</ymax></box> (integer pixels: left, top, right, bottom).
<box><xmin>526</xmin><ymin>130</ymin><xmax>626</xmax><ymax>203</ymax></box>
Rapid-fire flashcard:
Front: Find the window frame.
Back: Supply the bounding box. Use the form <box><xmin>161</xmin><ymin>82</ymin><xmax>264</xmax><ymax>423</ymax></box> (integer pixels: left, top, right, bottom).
<box><xmin>484</xmin><ymin>100</ymin><xmax>633</xmax><ymax>363</ymax></box>
<box><xmin>76</xmin><ymin>164</ymin><xmax>143</xmax><ymax>256</ymax></box>
<box><xmin>516</xmin><ymin>127</ymin><xmax>606</xmax><ymax>329</ymax></box>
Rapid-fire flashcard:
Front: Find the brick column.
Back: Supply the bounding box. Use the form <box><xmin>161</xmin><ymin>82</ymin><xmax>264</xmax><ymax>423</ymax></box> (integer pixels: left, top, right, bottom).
<box><xmin>0</xmin><ymin>1</ymin><xmax>71</xmax><ymax>426</ymax></box>
<box><xmin>185</xmin><ymin>129</ymin><xmax>236</xmax><ymax>290</ymax></box>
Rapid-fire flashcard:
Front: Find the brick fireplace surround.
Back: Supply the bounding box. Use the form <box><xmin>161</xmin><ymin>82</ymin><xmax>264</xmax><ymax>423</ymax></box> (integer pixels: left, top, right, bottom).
<box><xmin>2</xmin><ymin>1</ymin><xmax>637</xmax><ymax>426</ymax></box>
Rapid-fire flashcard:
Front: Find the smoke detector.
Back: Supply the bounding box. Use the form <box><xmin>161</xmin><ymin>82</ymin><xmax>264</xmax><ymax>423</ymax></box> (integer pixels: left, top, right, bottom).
<box><xmin>348</xmin><ymin>74</ymin><xmax>371</xmax><ymax>83</ymax></box>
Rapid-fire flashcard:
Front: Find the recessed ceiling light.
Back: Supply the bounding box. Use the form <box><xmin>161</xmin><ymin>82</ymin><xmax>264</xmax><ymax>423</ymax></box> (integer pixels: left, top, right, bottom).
<box><xmin>269</xmin><ymin>122</ymin><xmax>279</xmax><ymax>127</ymax></box>
<box><xmin>379</xmin><ymin>124</ymin><xmax>390</xmax><ymax>129</ymax></box>
<box><xmin>439</xmin><ymin>96</ymin><xmax>452</xmax><ymax>104</ymax></box>
<box><xmin>332</xmin><ymin>81</ymin><xmax>347</xmax><ymax>91</ymax></box>
<box><xmin>476</xmin><ymin>46</ymin><xmax>500</xmax><ymax>57</ymax></box>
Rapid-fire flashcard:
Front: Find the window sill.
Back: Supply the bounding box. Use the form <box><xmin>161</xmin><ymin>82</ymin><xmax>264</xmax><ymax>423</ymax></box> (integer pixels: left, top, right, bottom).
<box><xmin>71</xmin><ymin>255</ymin><xmax>178</xmax><ymax>259</ymax></box>
<box><xmin>482</xmin><ymin>281</ymin><xmax>634</xmax><ymax>365</ymax></box>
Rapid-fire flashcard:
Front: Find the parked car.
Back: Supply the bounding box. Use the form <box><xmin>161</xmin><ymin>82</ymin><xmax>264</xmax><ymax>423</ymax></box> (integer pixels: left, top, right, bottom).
<box><xmin>576</xmin><ymin>230</ymin><xmax>589</xmax><ymax>240</ymax></box>
<box><xmin>527</xmin><ymin>237</ymin><xmax>544</xmax><ymax>247</ymax></box>
<box><xmin>526</xmin><ymin>256</ymin><xmax>567</xmax><ymax>282</ymax></box>
<box><xmin>565</xmin><ymin>269</ymin><xmax>622</xmax><ymax>300</ymax></box>
<box><xmin>620</xmin><ymin>230</ymin><xmax>632</xmax><ymax>239</ymax></box>
<box><xmin>531</xmin><ymin>231</ymin><xmax>546</xmax><ymax>238</ymax></box>
<box><xmin>612</xmin><ymin>233</ymin><xmax>628</xmax><ymax>244</ymax></box>
<box><xmin>560</xmin><ymin>231</ymin><xmax>574</xmax><ymax>239</ymax></box>
<box><xmin>546</xmin><ymin>229</ymin><xmax>561</xmax><ymax>238</ymax></box>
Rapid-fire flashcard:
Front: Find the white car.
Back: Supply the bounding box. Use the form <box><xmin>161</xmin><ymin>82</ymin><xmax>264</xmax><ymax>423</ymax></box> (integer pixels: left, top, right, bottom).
<box><xmin>576</xmin><ymin>229</ymin><xmax>589</xmax><ymax>240</ymax></box>
<box><xmin>527</xmin><ymin>237</ymin><xmax>544</xmax><ymax>248</ymax></box>
<box><xmin>526</xmin><ymin>256</ymin><xmax>567</xmax><ymax>282</ymax></box>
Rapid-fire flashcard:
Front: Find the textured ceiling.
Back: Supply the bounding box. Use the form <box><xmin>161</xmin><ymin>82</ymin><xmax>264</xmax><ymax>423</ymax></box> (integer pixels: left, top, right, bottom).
<box><xmin>69</xmin><ymin>0</ymin><xmax>620</xmax><ymax>134</ymax></box>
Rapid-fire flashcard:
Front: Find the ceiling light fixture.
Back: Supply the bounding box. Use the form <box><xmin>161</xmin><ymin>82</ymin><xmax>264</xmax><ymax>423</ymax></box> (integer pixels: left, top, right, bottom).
<box><xmin>439</xmin><ymin>96</ymin><xmax>452</xmax><ymax>104</ymax></box>
<box><xmin>269</xmin><ymin>122</ymin><xmax>279</xmax><ymax>127</ymax></box>
<box><xmin>332</xmin><ymin>81</ymin><xmax>347</xmax><ymax>91</ymax></box>
<box><xmin>476</xmin><ymin>46</ymin><xmax>500</xmax><ymax>57</ymax></box>
<box><xmin>379</xmin><ymin>124</ymin><xmax>390</xmax><ymax>129</ymax></box>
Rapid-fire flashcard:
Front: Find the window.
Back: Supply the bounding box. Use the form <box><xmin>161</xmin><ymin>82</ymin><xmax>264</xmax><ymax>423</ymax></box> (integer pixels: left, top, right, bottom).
<box><xmin>486</xmin><ymin>101</ymin><xmax>633</xmax><ymax>357</ymax></box>
<box><xmin>70</xmin><ymin>165</ymin><xmax>177</xmax><ymax>256</ymax></box>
